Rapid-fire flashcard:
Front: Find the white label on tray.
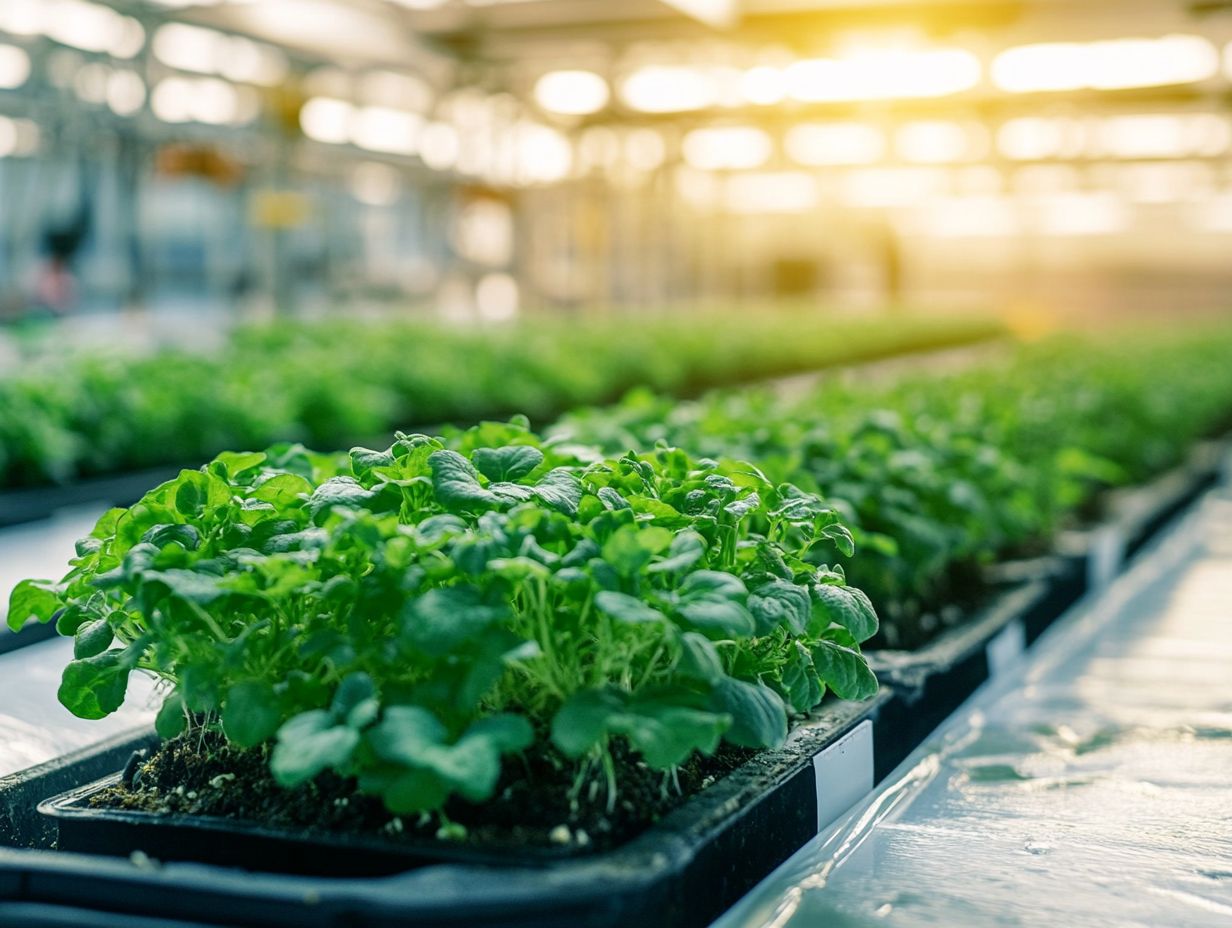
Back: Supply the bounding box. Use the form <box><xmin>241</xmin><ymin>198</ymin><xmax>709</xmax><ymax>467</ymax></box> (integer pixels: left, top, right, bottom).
<box><xmin>813</xmin><ymin>719</ymin><xmax>874</xmax><ymax>833</ymax></box>
<box><xmin>1087</xmin><ymin>525</ymin><xmax>1125</xmax><ymax>591</ymax></box>
<box><xmin>986</xmin><ymin>619</ymin><xmax>1026</xmax><ymax>680</ymax></box>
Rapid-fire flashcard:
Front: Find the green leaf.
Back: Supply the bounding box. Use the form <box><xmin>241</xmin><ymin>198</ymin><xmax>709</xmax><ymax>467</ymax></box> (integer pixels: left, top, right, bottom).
<box><xmin>677</xmin><ymin>631</ymin><xmax>724</xmax><ymax>683</ymax></box>
<box><xmin>350</xmin><ymin>446</ymin><xmax>396</xmax><ymax>476</ymax></box>
<box><xmin>770</xmin><ymin>491</ymin><xmax>828</xmax><ymax>523</ymax></box>
<box><xmin>709</xmin><ymin>677</ymin><xmax>788</xmax><ymax>749</ymax></box>
<box><xmin>679</xmin><ymin>571</ymin><xmax>746</xmax><ymax>600</ymax></box>
<box><xmin>270</xmin><ymin>710</ymin><xmax>360</xmax><ymax>786</ymax></box>
<box><xmin>429</xmin><ymin>450</ymin><xmax>498</xmax><ymax>512</ymax></box>
<box><xmin>607</xmin><ymin>685</ymin><xmax>731</xmax><ymax>769</ymax></box>
<box><xmin>142</xmin><ymin>523</ymin><xmax>201</xmax><ymax>551</ymax></box>
<box><xmin>812</xmin><ymin>583</ymin><xmax>879</xmax><ymax>642</ymax></box>
<box><xmin>306</xmin><ymin>477</ymin><xmax>380</xmax><ymax>518</ymax></box>
<box><xmin>73</xmin><ymin>618</ymin><xmax>114</xmax><ymax>659</ymax></box>
<box><xmin>373</xmin><ymin>768</ymin><xmax>451</xmax><ymax>814</ymax></box>
<box><xmin>532</xmin><ymin>469</ymin><xmax>583</xmax><ymax>516</ymax></box>
<box><xmin>171</xmin><ymin>471</ymin><xmax>224</xmax><ymax>517</ymax></box>
<box><xmin>550</xmin><ymin>689</ymin><xmax>622</xmax><ymax>758</ymax></box>
<box><xmin>366</xmin><ymin>705</ymin><xmax>447</xmax><ymax>764</ymax></box>
<box><xmin>54</xmin><ymin>603</ymin><xmax>88</xmax><ymax>636</ymax></box>
<box><xmin>401</xmin><ymin>586</ymin><xmax>507</xmax><ymax>656</ymax></box>
<box><xmin>74</xmin><ymin>536</ymin><xmax>102</xmax><ymax>559</ymax></box>
<box><xmin>472</xmin><ymin>445</ymin><xmax>544</xmax><ymax>483</ymax></box>
<box><xmin>812</xmin><ymin>638</ymin><xmax>879</xmax><ymax>701</ymax></box>
<box><xmin>426</xmin><ymin>744</ymin><xmax>501</xmax><ymax>803</ymax></box>
<box><xmin>367</xmin><ymin>707</ymin><xmax>531</xmax><ymax>805</ymax></box>
<box><xmin>223</xmin><ymin>680</ymin><xmax>282</xmax><ymax>748</ymax></box>
<box><xmin>723</xmin><ymin>491</ymin><xmax>761</xmax><ymax>520</ymax></box>
<box><xmin>678</xmin><ymin>599</ymin><xmax>756</xmax><ymax>638</ymax></box>
<box><xmin>251</xmin><ymin>473</ymin><xmax>314</xmax><ymax>508</ymax></box>
<box><xmin>674</xmin><ymin>569</ymin><xmax>753</xmax><ymax>639</ymax></box>
<box><xmin>180</xmin><ymin>662</ymin><xmax>221</xmax><ymax>713</ymax></box>
<box><xmin>413</xmin><ymin>514</ymin><xmax>468</xmax><ymax>547</ymax></box>
<box><xmin>624</xmin><ymin>702</ymin><xmax>730</xmax><ymax>769</ymax></box>
<box><xmin>597</xmin><ymin>486</ymin><xmax>631</xmax><ymax>510</ymax></box>
<box><xmin>210</xmin><ymin>451</ymin><xmax>266</xmax><ymax>480</ymax></box>
<box><xmin>170</xmin><ymin>478</ymin><xmax>198</xmax><ymax>515</ymax></box>
<box><xmin>155</xmin><ymin>692</ymin><xmax>187</xmax><ymax>739</ymax></box>
<box><xmin>7</xmin><ymin>578</ymin><xmax>63</xmax><ymax>632</ymax></box>
<box><xmin>487</xmin><ymin>556</ymin><xmax>552</xmax><ymax>581</ymax></box>
<box><xmin>488</xmin><ymin>483</ymin><xmax>535</xmax><ymax>504</ymax></box>
<box><xmin>748</xmin><ymin>580</ymin><xmax>811</xmax><ymax>636</ymax></box>
<box><xmin>332</xmin><ymin>672</ymin><xmax>380</xmax><ymax>729</ymax></box>
<box><xmin>466</xmin><ymin>713</ymin><xmax>534</xmax><ymax>753</ymax></box>
<box><xmin>647</xmin><ymin>531</ymin><xmax>705</xmax><ymax>574</ymax></box>
<box><xmin>90</xmin><ymin>508</ymin><xmax>124</xmax><ymax>540</ymax></box>
<box><xmin>627</xmin><ymin>495</ymin><xmax>686</xmax><ymax>525</ymax></box>
<box><xmin>551</xmin><ymin>687</ymin><xmax>728</xmax><ymax>769</ymax></box>
<box><xmin>822</xmin><ymin>523</ymin><xmax>856</xmax><ymax>557</ymax></box>
<box><xmin>595</xmin><ymin>590</ymin><xmax>666</xmax><ymax>625</ymax></box>
<box><xmin>601</xmin><ymin>525</ymin><xmax>673</xmax><ymax>577</ymax></box>
<box><xmin>58</xmin><ymin>651</ymin><xmax>130</xmax><ymax>720</ymax></box>
<box><xmin>776</xmin><ymin>643</ymin><xmax>824</xmax><ymax>713</ymax></box>
<box><xmin>144</xmin><ymin>569</ymin><xmax>226</xmax><ymax>605</ymax></box>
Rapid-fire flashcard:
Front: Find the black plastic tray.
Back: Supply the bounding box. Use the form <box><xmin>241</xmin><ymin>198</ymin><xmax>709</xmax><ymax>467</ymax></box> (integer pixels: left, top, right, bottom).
<box><xmin>6</xmin><ymin>693</ymin><xmax>888</xmax><ymax>928</ymax></box>
<box><xmin>0</xmin><ymin>729</ymin><xmax>156</xmax><ymax>850</ymax></box>
<box><xmin>41</xmin><ymin>772</ymin><xmax>585</xmax><ymax>875</ymax></box>
<box><xmin>0</xmin><ymin>902</ymin><xmax>215</xmax><ymax>928</ymax></box>
<box><xmin>869</xmin><ymin>570</ymin><xmax>1079</xmax><ymax>778</ymax></box>
<box><xmin>0</xmin><ymin>466</ymin><xmax>186</xmax><ymax>530</ymax></box>
<box><xmin>869</xmin><ymin>445</ymin><xmax>1224</xmax><ymax>778</ymax></box>
<box><xmin>17</xmin><ymin>561</ymin><xmax>1082</xmax><ymax>926</ymax></box>
<box><xmin>0</xmin><ymin>622</ymin><xmax>60</xmax><ymax>656</ymax></box>
<box><xmin>1056</xmin><ymin>439</ymin><xmax>1223</xmax><ymax>589</ymax></box>
<box><xmin>0</xmin><ymin>440</ymin><xmax>1221</xmax><ymax>926</ymax></box>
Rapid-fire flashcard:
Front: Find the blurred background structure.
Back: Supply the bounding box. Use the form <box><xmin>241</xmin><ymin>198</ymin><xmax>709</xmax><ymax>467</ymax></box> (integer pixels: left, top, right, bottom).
<box><xmin>3</xmin><ymin>0</ymin><xmax>1232</xmax><ymax>325</ymax></box>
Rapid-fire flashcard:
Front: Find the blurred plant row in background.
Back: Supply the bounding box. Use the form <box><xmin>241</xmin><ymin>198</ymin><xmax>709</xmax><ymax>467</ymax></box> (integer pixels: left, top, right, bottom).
<box><xmin>556</xmin><ymin>327</ymin><xmax>1232</xmax><ymax>647</ymax></box>
<box><xmin>0</xmin><ymin>310</ymin><xmax>1001</xmax><ymax>489</ymax></box>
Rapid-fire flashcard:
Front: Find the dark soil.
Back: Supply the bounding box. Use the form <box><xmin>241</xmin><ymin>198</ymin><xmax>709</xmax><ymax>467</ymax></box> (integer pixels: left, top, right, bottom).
<box><xmin>92</xmin><ymin>730</ymin><xmax>753</xmax><ymax>855</ymax></box>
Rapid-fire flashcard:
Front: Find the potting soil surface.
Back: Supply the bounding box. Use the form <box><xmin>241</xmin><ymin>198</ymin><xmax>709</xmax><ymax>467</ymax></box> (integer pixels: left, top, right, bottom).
<box><xmin>718</xmin><ymin>485</ymin><xmax>1232</xmax><ymax>928</ymax></box>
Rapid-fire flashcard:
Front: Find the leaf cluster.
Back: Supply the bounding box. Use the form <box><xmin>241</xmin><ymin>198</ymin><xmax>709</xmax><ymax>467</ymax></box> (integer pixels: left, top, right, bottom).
<box><xmin>10</xmin><ymin>420</ymin><xmax>877</xmax><ymax>814</ymax></box>
<box><xmin>0</xmin><ymin>312</ymin><xmax>1000</xmax><ymax>489</ymax></box>
<box><xmin>556</xmin><ymin>325</ymin><xmax>1232</xmax><ymax>647</ymax></box>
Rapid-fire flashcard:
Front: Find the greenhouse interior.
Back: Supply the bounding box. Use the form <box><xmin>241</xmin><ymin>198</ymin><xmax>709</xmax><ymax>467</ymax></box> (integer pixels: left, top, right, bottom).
<box><xmin>2</xmin><ymin>0</ymin><xmax>1232</xmax><ymax>925</ymax></box>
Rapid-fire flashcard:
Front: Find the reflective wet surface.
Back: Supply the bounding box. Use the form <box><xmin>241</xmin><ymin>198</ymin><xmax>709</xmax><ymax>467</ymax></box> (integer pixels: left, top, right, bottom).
<box><xmin>0</xmin><ymin>507</ymin><xmax>103</xmax><ymax>630</ymax></box>
<box><xmin>0</xmin><ymin>637</ymin><xmax>157</xmax><ymax>778</ymax></box>
<box><xmin>719</xmin><ymin>489</ymin><xmax>1232</xmax><ymax>928</ymax></box>
<box><xmin>0</xmin><ymin>507</ymin><xmax>155</xmax><ymax>778</ymax></box>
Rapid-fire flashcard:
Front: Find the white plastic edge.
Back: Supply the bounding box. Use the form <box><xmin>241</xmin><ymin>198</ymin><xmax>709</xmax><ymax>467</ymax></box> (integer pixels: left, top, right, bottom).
<box><xmin>813</xmin><ymin>719</ymin><xmax>874</xmax><ymax>833</ymax></box>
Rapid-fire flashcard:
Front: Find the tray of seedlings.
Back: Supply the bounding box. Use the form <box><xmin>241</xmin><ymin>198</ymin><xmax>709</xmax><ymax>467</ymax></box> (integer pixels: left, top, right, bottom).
<box><xmin>550</xmin><ymin>327</ymin><xmax>1232</xmax><ymax>772</ymax></box>
<box><xmin>868</xmin><ymin>436</ymin><xmax>1229</xmax><ymax>758</ymax></box>
<box><xmin>1053</xmin><ymin>435</ymin><xmax>1228</xmax><ymax>591</ymax></box>
<box><xmin>5</xmin><ymin>326</ymin><xmax>1232</xmax><ymax>927</ymax></box>
<box><xmin>1</xmin><ymin>425</ymin><xmax>889</xmax><ymax>928</ymax></box>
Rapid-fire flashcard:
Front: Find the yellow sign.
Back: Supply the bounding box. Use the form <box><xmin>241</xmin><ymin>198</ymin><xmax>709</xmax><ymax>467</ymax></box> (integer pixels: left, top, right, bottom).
<box><xmin>250</xmin><ymin>190</ymin><xmax>312</xmax><ymax>229</ymax></box>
